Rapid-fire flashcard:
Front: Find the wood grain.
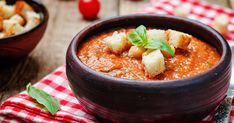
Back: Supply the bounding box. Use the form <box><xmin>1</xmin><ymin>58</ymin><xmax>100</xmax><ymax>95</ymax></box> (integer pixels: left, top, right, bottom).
<box><xmin>0</xmin><ymin>0</ymin><xmax>231</xmax><ymax>104</ymax></box>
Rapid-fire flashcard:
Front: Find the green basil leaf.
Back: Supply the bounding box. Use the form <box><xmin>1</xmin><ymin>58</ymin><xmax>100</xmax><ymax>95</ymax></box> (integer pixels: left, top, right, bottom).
<box><xmin>128</xmin><ymin>25</ymin><xmax>148</xmax><ymax>46</ymax></box>
<box><xmin>135</xmin><ymin>25</ymin><xmax>147</xmax><ymax>44</ymax></box>
<box><xmin>145</xmin><ymin>39</ymin><xmax>175</xmax><ymax>57</ymax></box>
<box><xmin>128</xmin><ymin>31</ymin><xmax>145</xmax><ymax>46</ymax></box>
<box><xmin>26</xmin><ymin>83</ymin><xmax>60</xmax><ymax>115</ymax></box>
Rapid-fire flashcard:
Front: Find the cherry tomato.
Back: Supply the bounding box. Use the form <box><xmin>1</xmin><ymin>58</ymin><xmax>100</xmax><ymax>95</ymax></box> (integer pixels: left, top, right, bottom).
<box><xmin>78</xmin><ymin>0</ymin><xmax>100</xmax><ymax>20</ymax></box>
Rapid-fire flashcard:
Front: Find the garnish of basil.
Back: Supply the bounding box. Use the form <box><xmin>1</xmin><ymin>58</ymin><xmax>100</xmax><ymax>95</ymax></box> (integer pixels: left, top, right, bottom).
<box><xmin>26</xmin><ymin>83</ymin><xmax>60</xmax><ymax>115</ymax></box>
<box><xmin>145</xmin><ymin>39</ymin><xmax>175</xmax><ymax>57</ymax></box>
<box><xmin>128</xmin><ymin>25</ymin><xmax>175</xmax><ymax>57</ymax></box>
<box><xmin>128</xmin><ymin>25</ymin><xmax>148</xmax><ymax>46</ymax></box>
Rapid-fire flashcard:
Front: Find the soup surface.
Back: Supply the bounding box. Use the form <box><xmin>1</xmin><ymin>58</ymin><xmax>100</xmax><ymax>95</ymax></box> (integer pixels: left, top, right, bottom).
<box><xmin>77</xmin><ymin>28</ymin><xmax>220</xmax><ymax>80</ymax></box>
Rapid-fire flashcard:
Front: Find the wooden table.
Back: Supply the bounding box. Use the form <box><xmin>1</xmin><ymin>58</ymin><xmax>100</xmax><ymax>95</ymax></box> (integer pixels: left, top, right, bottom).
<box><xmin>0</xmin><ymin>0</ymin><xmax>232</xmax><ymax>103</ymax></box>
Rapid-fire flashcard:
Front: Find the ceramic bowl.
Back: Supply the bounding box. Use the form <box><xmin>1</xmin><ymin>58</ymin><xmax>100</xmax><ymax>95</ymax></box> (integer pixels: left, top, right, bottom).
<box><xmin>66</xmin><ymin>14</ymin><xmax>232</xmax><ymax>123</ymax></box>
<box><xmin>0</xmin><ymin>0</ymin><xmax>49</xmax><ymax>63</ymax></box>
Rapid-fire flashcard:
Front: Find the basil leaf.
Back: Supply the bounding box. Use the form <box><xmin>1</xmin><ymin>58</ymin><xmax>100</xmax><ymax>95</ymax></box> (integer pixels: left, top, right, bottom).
<box><xmin>128</xmin><ymin>31</ymin><xmax>145</xmax><ymax>46</ymax></box>
<box><xmin>26</xmin><ymin>83</ymin><xmax>60</xmax><ymax>115</ymax></box>
<box><xmin>128</xmin><ymin>25</ymin><xmax>175</xmax><ymax>57</ymax></box>
<box><xmin>128</xmin><ymin>25</ymin><xmax>148</xmax><ymax>46</ymax></box>
<box><xmin>135</xmin><ymin>25</ymin><xmax>147</xmax><ymax>44</ymax></box>
<box><xmin>145</xmin><ymin>39</ymin><xmax>175</xmax><ymax>57</ymax></box>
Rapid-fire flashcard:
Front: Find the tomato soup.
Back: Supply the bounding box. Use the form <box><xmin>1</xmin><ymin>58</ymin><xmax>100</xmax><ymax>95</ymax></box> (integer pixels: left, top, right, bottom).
<box><xmin>77</xmin><ymin>28</ymin><xmax>220</xmax><ymax>80</ymax></box>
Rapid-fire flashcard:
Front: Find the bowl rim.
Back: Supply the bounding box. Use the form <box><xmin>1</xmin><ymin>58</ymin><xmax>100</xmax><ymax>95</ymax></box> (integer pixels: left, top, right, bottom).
<box><xmin>68</xmin><ymin>14</ymin><xmax>231</xmax><ymax>87</ymax></box>
<box><xmin>0</xmin><ymin>0</ymin><xmax>49</xmax><ymax>42</ymax></box>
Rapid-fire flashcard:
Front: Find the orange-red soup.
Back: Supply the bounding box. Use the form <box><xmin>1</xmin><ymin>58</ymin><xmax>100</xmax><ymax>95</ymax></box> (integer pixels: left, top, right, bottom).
<box><xmin>77</xmin><ymin>29</ymin><xmax>220</xmax><ymax>80</ymax></box>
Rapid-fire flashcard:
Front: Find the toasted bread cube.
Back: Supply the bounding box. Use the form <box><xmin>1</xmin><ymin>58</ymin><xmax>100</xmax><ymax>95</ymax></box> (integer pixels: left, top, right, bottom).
<box><xmin>3</xmin><ymin>19</ymin><xmax>25</xmax><ymax>36</ymax></box>
<box><xmin>15</xmin><ymin>1</ymin><xmax>33</xmax><ymax>16</ymax></box>
<box><xmin>24</xmin><ymin>11</ymin><xmax>40</xmax><ymax>30</ymax></box>
<box><xmin>0</xmin><ymin>1</ymin><xmax>6</xmax><ymax>13</ymax></box>
<box><xmin>231</xmin><ymin>0</ymin><xmax>234</xmax><ymax>9</ymax></box>
<box><xmin>167</xmin><ymin>29</ymin><xmax>192</xmax><ymax>49</ymax></box>
<box><xmin>0</xmin><ymin>16</ymin><xmax>3</xmax><ymax>31</ymax></box>
<box><xmin>147</xmin><ymin>29</ymin><xmax>167</xmax><ymax>41</ymax></box>
<box><xmin>25</xmin><ymin>11</ymin><xmax>40</xmax><ymax>21</ymax></box>
<box><xmin>128</xmin><ymin>46</ymin><xmax>145</xmax><ymax>58</ymax></box>
<box><xmin>0</xmin><ymin>4</ymin><xmax>15</xmax><ymax>19</ymax></box>
<box><xmin>103</xmin><ymin>31</ymin><xmax>128</xmax><ymax>54</ymax></box>
<box><xmin>9</xmin><ymin>14</ymin><xmax>25</xmax><ymax>26</ymax></box>
<box><xmin>212</xmin><ymin>24</ymin><xmax>228</xmax><ymax>36</ymax></box>
<box><xmin>3</xmin><ymin>19</ymin><xmax>15</xmax><ymax>31</ymax></box>
<box><xmin>125</xmin><ymin>29</ymin><xmax>135</xmax><ymax>48</ymax></box>
<box><xmin>142</xmin><ymin>50</ymin><xmax>166</xmax><ymax>77</ymax></box>
<box><xmin>0</xmin><ymin>1</ymin><xmax>5</xmax><ymax>6</ymax></box>
<box><xmin>174</xmin><ymin>6</ymin><xmax>191</xmax><ymax>17</ymax></box>
<box><xmin>0</xmin><ymin>33</ymin><xmax>4</xmax><ymax>38</ymax></box>
<box><xmin>213</xmin><ymin>14</ymin><xmax>229</xmax><ymax>27</ymax></box>
<box><xmin>212</xmin><ymin>14</ymin><xmax>229</xmax><ymax>35</ymax></box>
<box><xmin>12</xmin><ymin>23</ymin><xmax>24</xmax><ymax>34</ymax></box>
<box><xmin>25</xmin><ymin>19</ymin><xmax>39</xmax><ymax>30</ymax></box>
<box><xmin>174</xmin><ymin>4</ymin><xmax>191</xmax><ymax>17</ymax></box>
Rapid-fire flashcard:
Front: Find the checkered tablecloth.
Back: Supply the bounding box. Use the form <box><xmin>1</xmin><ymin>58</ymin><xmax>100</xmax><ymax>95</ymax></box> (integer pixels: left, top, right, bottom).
<box><xmin>1</xmin><ymin>0</ymin><xmax>234</xmax><ymax>122</ymax></box>
<box><xmin>140</xmin><ymin>0</ymin><xmax>234</xmax><ymax>42</ymax></box>
<box><xmin>0</xmin><ymin>67</ymin><xmax>97</xmax><ymax>123</ymax></box>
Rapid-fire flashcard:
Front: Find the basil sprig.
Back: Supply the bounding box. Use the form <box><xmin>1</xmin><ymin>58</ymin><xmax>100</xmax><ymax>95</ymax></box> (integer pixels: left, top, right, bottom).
<box><xmin>128</xmin><ymin>25</ymin><xmax>148</xmax><ymax>46</ymax></box>
<box><xmin>128</xmin><ymin>25</ymin><xmax>175</xmax><ymax>57</ymax></box>
<box><xmin>145</xmin><ymin>39</ymin><xmax>175</xmax><ymax>57</ymax></box>
<box><xmin>26</xmin><ymin>83</ymin><xmax>60</xmax><ymax>115</ymax></box>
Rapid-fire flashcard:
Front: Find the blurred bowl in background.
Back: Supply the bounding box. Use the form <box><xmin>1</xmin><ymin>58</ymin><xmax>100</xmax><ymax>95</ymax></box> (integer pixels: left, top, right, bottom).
<box><xmin>0</xmin><ymin>0</ymin><xmax>49</xmax><ymax>64</ymax></box>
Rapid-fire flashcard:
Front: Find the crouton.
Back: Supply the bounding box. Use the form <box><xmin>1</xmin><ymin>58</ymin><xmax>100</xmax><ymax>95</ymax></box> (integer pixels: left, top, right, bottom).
<box><xmin>125</xmin><ymin>29</ymin><xmax>135</xmax><ymax>48</ymax></box>
<box><xmin>0</xmin><ymin>16</ymin><xmax>3</xmax><ymax>31</ymax></box>
<box><xmin>25</xmin><ymin>11</ymin><xmax>40</xmax><ymax>21</ymax></box>
<box><xmin>147</xmin><ymin>29</ymin><xmax>167</xmax><ymax>41</ymax></box>
<box><xmin>24</xmin><ymin>20</ymin><xmax>38</xmax><ymax>30</ymax></box>
<box><xmin>128</xmin><ymin>46</ymin><xmax>145</xmax><ymax>58</ymax></box>
<box><xmin>3</xmin><ymin>19</ymin><xmax>25</xmax><ymax>36</ymax></box>
<box><xmin>24</xmin><ymin>11</ymin><xmax>40</xmax><ymax>30</ymax></box>
<box><xmin>212</xmin><ymin>14</ymin><xmax>229</xmax><ymax>35</ymax></box>
<box><xmin>0</xmin><ymin>1</ymin><xmax>5</xmax><ymax>6</ymax></box>
<box><xmin>0</xmin><ymin>33</ymin><xmax>4</xmax><ymax>38</ymax></box>
<box><xmin>15</xmin><ymin>1</ymin><xmax>33</xmax><ymax>17</ymax></box>
<box><xmin>9</xmin><ymin>14</ymin><xmax>25</xmax><ymax>26</ymax></box>
<box><xmin>103</xmin><ymin>31</ymin><xmax>129</xmax><ymax>54</ymax></box>
<box><xmin>0</xmin><ymin>4</ymin><xmax>15</xmax><ymax>19</ymax></box>
<box><xmin>174</xmin><ymin>4</ymin><xmax>191</xmax><ymax>17</ymax></box>
<box><xmin>142</xmin><ymin>50</ymin><xmax>166</xmax><ymax>77</ymax></box>
<box><xmin>167</xmin><ymin>29</ymin><xmax>192</xmax><ymax>49</ymax></box>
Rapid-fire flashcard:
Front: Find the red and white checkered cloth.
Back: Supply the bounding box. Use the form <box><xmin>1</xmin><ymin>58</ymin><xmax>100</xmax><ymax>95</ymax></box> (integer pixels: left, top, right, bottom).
<box><xmin>1</xmin><ymin>0</ymin><xmax>234</xmax><ymax>122</ymax></box>
<box><xmin>140</xmin><ymin>0</ymin><xmax>234</xmax><ymax>42</ymax></box>
<box><xmin>0</xmin><ymin>67</ymin><xmax>97</xmax><ymax>123</ymax></box>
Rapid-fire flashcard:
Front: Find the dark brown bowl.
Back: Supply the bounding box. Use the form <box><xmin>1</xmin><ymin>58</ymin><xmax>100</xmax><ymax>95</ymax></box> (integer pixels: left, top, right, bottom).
<box><xmin>0</xmin><ymin>0</ymin><xmax>49</xmax><ymax>63</ymax></box>
<box><xmin>66</xmin><ymin>14</ymin><xmax>232</xmax><ymax>123</ymax></box>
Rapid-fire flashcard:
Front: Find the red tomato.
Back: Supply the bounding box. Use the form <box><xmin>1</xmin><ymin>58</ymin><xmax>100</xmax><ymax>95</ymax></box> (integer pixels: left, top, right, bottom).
<box><xmin>78</xmin><ymin>0</ymin><xmax>100</xmax><ymax>20</ymax></box>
